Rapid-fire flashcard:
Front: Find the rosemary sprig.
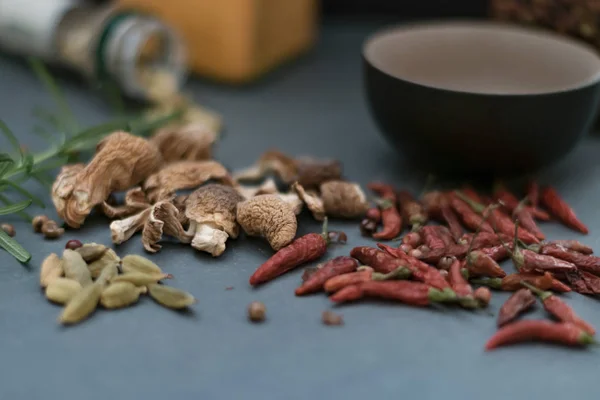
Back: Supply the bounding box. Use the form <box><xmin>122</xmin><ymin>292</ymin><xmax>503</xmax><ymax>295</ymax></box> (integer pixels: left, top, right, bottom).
<box><xmin>0</xmin><ymin>60</ymin><xmax>182</xmax><ymax>263</ymax></box>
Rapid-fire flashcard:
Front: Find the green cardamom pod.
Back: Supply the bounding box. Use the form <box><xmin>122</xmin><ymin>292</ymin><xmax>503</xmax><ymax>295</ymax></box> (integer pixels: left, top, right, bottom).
<box><xmin>121</xmin><ymin>254</ymin><xmax>164</xmax><ymax>275</ymax></box>
<box><xmin>147</xmin><ymin>284</ymin><xmax>196</xmax><ymax>309</ymax></box>
<box><xmin>62</xmin><ymin>250</ymin><xmax>92</xmax><ymax>287</ymax></box>
<box><xmin>45</xmin><ymin>278</ymin><xmax>82</xmax><ymax>304</ymax></box>
<box><xmin>111</xmin><ymin>272</ymin><xmax>172</xmax><ymax>286</ymax></box>
<box><xmin>96</xmin><ymin>263</ymin><xmax>120</xmax><ymax>286</ymax></box>
<box><xmin>75</xmin><ymin>243</ymin><xmax>108</xmax><ymax>263</ymax></box>
<box><xmin>87</xmin><ymin>248</ymin><xmax>121</xmax><ymax>279</ymax></box>
<box><xmin>40</xmin><ymin>253</ymin><xmax>64</xmax><ymax>288</ymax></box>
<box><xmin>100</xmin><ymin>282</ymin><xmax>146</xmax><ymax>309</ymax></box>
<box><xmin>59</xmin><ymin>281</ymin><xmax>103</xmax><ymax>324</ymax></box>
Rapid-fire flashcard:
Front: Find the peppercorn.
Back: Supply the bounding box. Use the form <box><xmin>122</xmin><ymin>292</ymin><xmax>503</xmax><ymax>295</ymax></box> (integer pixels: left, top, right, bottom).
<box><xmin>248</xmin><ymin>301</ymin><xmax>266</xmax><ymax>322</ymax></box>
<box><xmin>32</xmin><ymin>215</ymin><xmax>50</xmax><ymax>233</ymax></box>
<box><xmin>322</xmin><ymin>310</ymin><xmax>344</xmax><ymax>326</ymax></box>
<box><xmin>65</xmin><ymin>239</ymin><xmax>83</xmax><ymax>250</ymax></box>
<box><xmin>41</xmin><ymin>220</ymin><xmax>65</xmax><ymax>239</ymax></box>
<box><xmin>1</xmin><ymin>223</ymin><xmax>15</xmax><ymax>237</ymax></box>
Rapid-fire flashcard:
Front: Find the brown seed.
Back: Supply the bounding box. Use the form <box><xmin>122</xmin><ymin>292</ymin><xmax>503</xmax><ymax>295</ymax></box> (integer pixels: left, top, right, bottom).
<box><xmin>111</xmin><ymin>272</ymin><xmax>172</xmax><ymax>286</ymax></box>
<box><xmin>322</xmin><ymin>310</ymin><xmax>344</xmax><ymax>326</ymax></box>
<box><xmin>75</xmin><ymin>243</ymin><xmax>108</xmax><ymax>263</ymax></box>
<box><xmin>40</xmin><ymin>253</ymin><xmax>64</xmax><ymax>288</ymax></box>
<box><xmin>65</xmin><ymin>239</ymin><xmax>83</xmax><ymax>250</ymax></box>
<box><xmin>100</xmin><ymin>282</ymin><xmax>146</xmax><ymax>309</ymax></box>
<box><xmin>248</xmin><ymin>301</ymin><xmax>266</xmax><ymax>322</ymax></box>
<box><xmin>1</xmin><ymin>223</ymin><xmax>15</xmax><ymax>237</ymax></box>
<box><xmin>62</xmin><ymin>249</ymin><xmax>92</xmax><ymax>286</ymax></box>
<box><xmin>32</xmin><ymin>215</ymin><xmax>49</xmax><ymax>233</ymax></box>
<box><xmin>59</xmin><ymin>281</ymin><xmax>103</xmax><ymax>324</ymax></box>
<box><xmin>87</xmin><ymin>248</ymin><xmax>120</xmax><ymax>278</ymax></box>
<box><xmin>147</xmin><ymin>284</ymin><xmax>196</xmax><ymax>309</ymax></box>
<box><xmin>45</xmin><ymin>278</ymin><xmax>82</xmax><ymax>304</ymax></box>
<box><xmin>41</xmin><ymin>220</ymin><xmax>65</xmax><ymax>239</ymax></box>
<box><xmin>121</xmin><ymin>254</ymin><xmax>164</xmax><ymax>275</ymax></box>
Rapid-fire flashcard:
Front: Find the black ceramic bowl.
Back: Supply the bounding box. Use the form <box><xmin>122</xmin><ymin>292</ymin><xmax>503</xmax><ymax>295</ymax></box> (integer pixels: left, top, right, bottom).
<box><xmin>363</xmin><ymin>21</ymin><xmax>600</xmax><ymax>176</ymax></box>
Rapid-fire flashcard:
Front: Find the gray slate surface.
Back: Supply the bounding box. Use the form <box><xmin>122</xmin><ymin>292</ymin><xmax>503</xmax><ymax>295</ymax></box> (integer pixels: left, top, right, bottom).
<box><xmin>1</xmin><ymin>19</ymin><xmax>600</xmax><ymax>400</ymax></box>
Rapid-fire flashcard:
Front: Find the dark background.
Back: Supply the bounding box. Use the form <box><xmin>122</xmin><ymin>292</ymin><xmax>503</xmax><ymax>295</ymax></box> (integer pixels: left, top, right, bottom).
<box><xmin>322</xmin><ymin>0</ymin><xmax>488</xmax><ymax>18</ymax></box>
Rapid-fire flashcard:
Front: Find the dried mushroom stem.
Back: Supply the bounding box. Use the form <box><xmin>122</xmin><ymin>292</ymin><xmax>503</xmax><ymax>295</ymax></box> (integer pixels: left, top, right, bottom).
<box><xmin>142</xmin><ymin>201</ymin><xmax>192</xmax><ymax>253</ymax></box>
<box><xmin>236</xmin><ymin>194</ymin><xmax>298</xmax><ymax>251</ymax></box>
<box><xmin>185</xmin><ymin>184</ymin><xmax>244</xmax><ymax>256</ymax></box>
<box><xmin>150</xmin><ymin>122</ymin><xmax>217</xmax><ymax>163</ymax></box>
<box><xmin>53</xmin><ymin>132</ymin><xmax>162</xmax><ymax>228</ymax></box>
<box><xmin>100</xmin><ymin>187</ymin><xmax>151</xmax><ymax>219</ymax></box>
<box><xmin>111</xmin><ymin>208</ymin><xmax>153</xmax><ymax>245</ymax></box>
<box><xmin>143</xmin><ymin>160</ymin><xmax>233</xmax><ymax>203</ymax></box>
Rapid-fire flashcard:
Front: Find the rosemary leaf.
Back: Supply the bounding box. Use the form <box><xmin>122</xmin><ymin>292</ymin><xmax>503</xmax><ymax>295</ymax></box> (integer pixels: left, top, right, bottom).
<box><xmin>0</xmin><ymin>180</ymin><xmax>45</xmax><ymax>207</ymax></box>
<box><xmin>0</xmin><ymin>120</ymin><xmax>23</xmax><ymax>160</ymax></box>
<box><xmin>0</xmin><ymin>228</ymin><xmax>31</xmax><ymax>263</ymax></box>
<box><xmin>0</xmin><ymin>199</ymin><xmax>32</xmax><ymax>216</ymax></box>
<box><xmin>129</xmin><ymin>108</ymin><xmax>183</xmax><ymax>136</ymax></box>
<box><xmin>28</xmin><ymin>58</ymin><xmax>78</xmax><ymax>135</ymax></box>
<box><xmin>0</xmin><ymin>154</ymin><xmax>15</xmax><ymax>177</ymax></box>
<box><xmin>0</xmin><ymin>194</ymin><xmax>32</xmax><ymax>221</ymax></box>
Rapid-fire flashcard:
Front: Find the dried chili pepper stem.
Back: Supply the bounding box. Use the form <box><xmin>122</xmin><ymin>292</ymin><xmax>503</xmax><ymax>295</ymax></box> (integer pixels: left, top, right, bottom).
<box><xmin>520</xmin><ymin>281</ymin><xmax>596</xmax><ymax>335</ymax></box>
<box><xmin>371</xmin><ymin>267</ymin><xmax>412</xmax><ymax>281</ymax></box>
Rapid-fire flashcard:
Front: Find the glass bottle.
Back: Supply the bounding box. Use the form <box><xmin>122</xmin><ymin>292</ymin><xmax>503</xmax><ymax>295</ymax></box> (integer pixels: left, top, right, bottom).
<box><xmin>0</xmin><ymin>0</ymin><xmax>187</xmax><ymax>101</ymax></box>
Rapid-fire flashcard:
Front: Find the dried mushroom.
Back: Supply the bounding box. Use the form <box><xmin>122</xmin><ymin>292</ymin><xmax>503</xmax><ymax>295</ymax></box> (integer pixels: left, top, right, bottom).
<box><xmin>185</xmin><ymin>184</ymin><xmax>244</xmax><ymax>256</ymax></box>
<box><xmin>51</xmin><ymin>164</ymin><xmax>85</xmax><ymax>223</ymax></box>
<box><xmin>235</xmin><ymin>178</ymin><xmax>279</xmax><ymax>200</ymax></box>
<box><xmin>293</xmin><ymin>182</ymin><xmax>325</xmax><ymax>221</ymax></box>
<box><xmin>110</xmin><ymin>208</ymin><xmax>153</xmax><ymax>245</ymax></box>
<box><xmin>143</xmin><ymin>160</ymin><xmax>233</xmax><ymax>203</ymax></box>
<box><xmin>151</xmin><ymin>122</ymin><xmax>217</xmax><ymax>163</ymax></box>
<box><xmin>100</xmin><ymin>187</ymin><xmax>151</xmax><ymax>219</ymax></box>
<box><xmin>320</xmin><ymin>180</ymin><xmax>369</xmax><ymax>219</ymax></box>
<box><xmin>236</xmin><ymin>194</ymin><xmax>297</xmax><ymax>251</ymax></box>
<box><xmin>277</xmin><ymin>192</ymin><xmax>304</xmax><ymax>216</ymax></box>
<box><xmin>233</xmin><ymin>150</ymin><xmax>342</xmax><ymax>189</ymax></box>
<box><xmin>143</xmin><ymin>200</ymin><xmax>192</xmax><ymax>253</ymax></box>
<box><xmin>52</xmin><ymin>132</ymin><xmax>162</xmax><ymax>228</ymax></box>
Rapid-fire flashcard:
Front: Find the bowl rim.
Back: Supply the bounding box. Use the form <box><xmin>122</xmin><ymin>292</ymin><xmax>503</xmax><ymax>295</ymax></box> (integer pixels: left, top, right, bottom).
<box><xmin>363</xmin><ymin>19</ymin><xmax>600</xmax><ymax>96</ymax></box>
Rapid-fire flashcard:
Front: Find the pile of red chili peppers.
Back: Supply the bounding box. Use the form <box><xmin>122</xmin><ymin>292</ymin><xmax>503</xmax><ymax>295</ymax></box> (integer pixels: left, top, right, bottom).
<box><xmin>249</xmin><ymin>180</ymin><xmax>598</xmax><ymax>351</ymax></box>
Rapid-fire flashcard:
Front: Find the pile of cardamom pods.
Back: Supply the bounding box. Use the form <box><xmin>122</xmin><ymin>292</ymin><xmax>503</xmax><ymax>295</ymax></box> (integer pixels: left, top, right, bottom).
<box><xmin>40</xmin><ymin>243</ymin><xmax>196</xmax><ymax>325</ymax></box>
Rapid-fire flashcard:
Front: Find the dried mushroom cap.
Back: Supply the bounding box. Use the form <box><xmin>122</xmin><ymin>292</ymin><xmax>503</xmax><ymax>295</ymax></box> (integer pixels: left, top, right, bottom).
<box><xmin>236</xmin><ymin>194</ymin><xmax>297</xmax><ymax>251</ymax></box>
<box><xmin>52</xmin><ymin>163</ymin><xmax>85</xmax><ymax>222</ymax></box>
<box><xmin>151</xmin><ymin>122</ymin><xmax>217</xmax><ymax>163</ymax></box>
<box><xmin>277</xmin><ymin>192</ymin><xmax>304</xmax><ymax>216</ymax></box>
<box><xmin>56</xmin><ymin>132</ymin><xmax>162</xmax><ymax>228</ymax></box>
<box><xmin>143</xmin><ymin>160</ymin><xmax>233</xmax><ymax>203</ymax></box>
<box><xmin>172</xmin><ymin>194</ymin><xmax>189</xmax><ymax>225</ymax></box>
<box><xmin>100</xmin><ymin>187</ymin><xmax>151</xmax><ymax>219</ymax></box>
<box><xmin>235</xmin><ymin>178</ymin><xmax>279</xmax><ymax>200</ymax></box>
<box><xmin>293</xmin><ymin>182</ymin><xmax>325</xmax><ymax>221</ymax></box>
<box><xmin>186</xmin><ymin>184</ymin><xmax>244</xmax><ymax>237</ymax></box>
<box><xmin>294</xmin><ymin>157</ymin><xmax>343</xmax><ymax>189</ymax></box>
<box><xmin>143</xmin><ymin>200</ymin><xmax>192</xmax><ymax>253</ymax></box>
<box><xmin>233</xmin><ymin>150</ymin><xmax>342</xmax><ymax>189</ymax></box>
<box><xmin>320</xmin><ymin>180</ymin><xmax>369</xmax><ymax>219</ymax></box>
<box><xmin>184</xmin><ymin>184</ymin><xmax>244</xmax><ymax>256</ymax></box>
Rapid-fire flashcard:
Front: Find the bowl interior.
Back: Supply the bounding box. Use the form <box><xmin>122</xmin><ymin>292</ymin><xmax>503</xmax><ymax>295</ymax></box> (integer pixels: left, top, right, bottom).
<box><xmin>363</xmin><ymin>21</ymin><xmax>600</xmax><ymax>95</ymax></box>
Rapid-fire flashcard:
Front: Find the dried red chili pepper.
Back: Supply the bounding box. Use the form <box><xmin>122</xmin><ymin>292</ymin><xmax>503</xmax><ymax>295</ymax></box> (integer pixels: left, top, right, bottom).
<box><xmin>564</xmin><ymin>270</ymin><xmax>594</xmax><ymax>295</ymax></box>
<box><xmin>459</xmin><ymin>232</ymin><xmax>512</xmax><ymax>250</ymax></box>
<box><xmin>548</xmin><ymin>277</ymin><xmax>572</xmax><ymax>293</ymax></box>
<box><xmin>375</xmin><ymin>243</ymin><xmax>450</xmax><ymax>290</ymax></box>
<box><xmin>579</xmin><ymin>270</ymin><xmax>600</xmax><ymax>294</ymax></box>
<box><xmin>434</xmin><ymin>226</ymin><xmax>455</xmax><ymax>247</ymax></box>
<box><xmin>513</xmin><ymin>201</ymin><xmax>545</xmax><ymax>241</ymax></box>
<box><xmin>329</xmin><ymin>280</ymin><xmax>457</xmax><ymax>306</ymax></box>
<box><xmin>540</xmin><ymin>245</ymin><xmax>600</xmax><ymax>276</ymax></box>
<box><xmin>493</xmin><ymin>182</ymin><xmax>550</xmax><ymax>221</ymax></box>
<box><xmin>350</xmin><ymin>246</ymin><xmax>407</xmax><ymax>274</ymax></box>
<box><xmin>421</xmin><ymin>226</ymin><xmax>447</xmax><ymax>251</ymax></box>
<box><xmin>295</xmin><ymin>256</ymin><xmax>358</xmax><ymax>296</ymax></box>
<box><xmin>472</xmin><ymin>272</ymin><xmax>554</xmax><ymax>291</ymax></box>
<box><xmin>397</xmin><ymin>190</ymin><xmax>427</xmax><ymax>231</ymax></box>
<box><xmin>455</xmin><ymin>191</ymin><xmax>540</xmax><ymax>244</ymax></box>
<box><xmin>249</xmin><ymin>219</ymin><xmax>344</xmax><ymax>286</ymax></box>
<box><xmin>449</xmin><ymin>258</ymin><xmax>478</xmax><ymax>308</ymax></box>
<box><xmin>441</xmin><ymin>203</ymin><xmax>464</xmax><ymax>241</ymax></box>
<box><xmin>545</xmin><ymin>240</ymin><xmax>593</xmax><ymax>255</ymax></box>
<box><xmin>540</xmin><ymin>186</ymin><xmax>589</xmax><ymax>234</ymax></box>
<box><xmin>480</xmin><ymin>244</ymin><xmax>512</xmax><ymax>262</ymax></box>
<box><xmin>521</xmin><ymin>281</ymin><xmax>595</xmax><ymax>335</ymax></box>
<box><xmin>448</xmin><ymin>192</ymin><xmax>494</xmax><ymax>233</ymax></box>
<box><xmin>465</xmin><ymin>251</ymin><xmax>506</xmax><ymax>278</ymax></box>
<box><xmin>324</xmin><ymin>267</ymin><xmax>373</xmax><ymax>293</ymax></box>
<box><xmin>368</xmin><ymin>182</ymin><xmax>402</xmax><ymax>240</ymax></box>
<box><xmin>401</xmin><ymin>231</ymin><xmax>422</xmax><ymax>248</ymax></box>
<box><xmin>497</xmin><ymin>288</ymin><xmax>536</xmax><ymax>327</ymax></box>
<box><xmin>360</xmin><ymin>207</ymin><xmax>381</xmax><ymax>237</ymax></box>
<box><xmin>485</xmin><ymin>321</ymin><xmax>595</xmax><ymax>351</ymax></box>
